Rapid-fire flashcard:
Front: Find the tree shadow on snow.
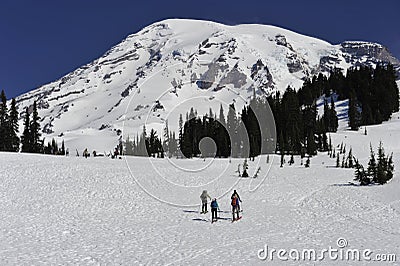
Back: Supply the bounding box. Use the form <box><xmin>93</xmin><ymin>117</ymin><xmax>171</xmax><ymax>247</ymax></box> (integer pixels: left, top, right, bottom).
<box><xmin>331</xmin><ymin>182</ymin><xmax>359</xmax><ymax>187</ymax></box>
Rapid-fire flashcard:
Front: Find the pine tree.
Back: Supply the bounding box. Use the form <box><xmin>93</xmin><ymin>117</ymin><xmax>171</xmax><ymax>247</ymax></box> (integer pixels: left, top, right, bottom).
<box><xmin>30</xmin><ymin>101</ymin><xmax>42</xmax><ymax>153</ymax></box>
<box><xmin>61</xmin><ymin>140</ymin><xmax>65</xmax><ymax>155</ymax></box>
<box><xmin>347</xmin><ymin>148</ymin><xmax>354</xmax><ymax>168</ymax></box>
<box><xmin>305</xmin><ymin>157</ymin><xmax>310</xmax><ymax>168</ymax></box>
<box><xmin>242</xmin><ymin>159</ymin><xmax>249</xmax><ymax>177</ymax></box>
<box><xmin>376</xmin><ymin>141</ymin><xmax>387</xmax><ymax>184</ymax></box>
<box><xmin>178</xmin><ymin>114</ymin><xmax>183</xmax><ymax>155</ymax></box>
<box><xmin>227</xmin><ymin>103</ymin><xmax>238</xmax><ymax>157</ymax></box>
<box><xmin>0</xmin><ymin>90</ymin><xmax>8</xmax><ymax>151</ymax></box>
<box><xmin>341</xmin><ymin>154</ymin><xmax>345</xmax><ymax>168</ymax></box>
<box><xmin>336</xmin><ymin>153</ymin><xmax>340</xmax><ymax>167</ymax></box>
<box><xmin>348</xmin><ymin>91</ymin><xmax>361</xmax><ymax>130</ymax></box>
<box><xmin>8</xmin><ymin>98</ymin><xmax>20</xmax><ymax>152</ymax></box>
<box><xmin>386</xmin><ymin>153</ymin><xmax>394</xmax><ymax>182</ymax></box>
<box><xmin>354</xmin><ymin>158</ymin><xmax>370</xmax><ymax>185</ymax></box>
<box><xmin>125</xmin><ymin>136</ymin><xmax>133</xmax><ymax>155</ymax></box>
<box><xmin>162</xmin><ymin>120</ymin><xmax>169</xmax><ymax>157</ymax></box>
<box><xmin>21</xmin><ymin>108</ymin><xmax>31</xmax><ymax>153</ymax></box>
<box><xmin>367</xmin><ymin>144</ymin><xmax>377</xmax><ymax>181</ymax></box>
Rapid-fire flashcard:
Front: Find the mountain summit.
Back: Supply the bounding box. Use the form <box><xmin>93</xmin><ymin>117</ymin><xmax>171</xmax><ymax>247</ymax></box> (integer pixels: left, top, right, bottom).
<box><xmin>13</xmin><ymin>19</ymin><xmax>400</xmax><ymax>152</ymax></box>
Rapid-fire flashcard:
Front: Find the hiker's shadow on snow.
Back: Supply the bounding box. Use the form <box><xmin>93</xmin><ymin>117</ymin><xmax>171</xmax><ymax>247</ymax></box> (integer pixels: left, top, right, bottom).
<box><xmin>217</xmin><ymin>217</ymin><xmax>231</xmax><ymax>221</ymax></box>
<box><xmin>192</xmin><ymin>218</ymin><xmax>208</xmax><ymax>222</ymax></box>
<box><xmin>183</xmin><ymin>210</ymin><xmax>199</xmax><ymax>213</ymax></box>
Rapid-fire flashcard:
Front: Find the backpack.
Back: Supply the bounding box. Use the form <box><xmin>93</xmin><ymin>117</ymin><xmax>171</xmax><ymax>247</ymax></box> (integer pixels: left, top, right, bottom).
<box><xmin>231</xmin><ymin>197</ymin><xmax>237</xmax><ymax>206</ymax></box>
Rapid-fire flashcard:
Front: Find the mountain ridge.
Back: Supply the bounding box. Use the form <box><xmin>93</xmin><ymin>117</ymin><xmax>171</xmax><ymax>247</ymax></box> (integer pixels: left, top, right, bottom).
<box><xmin>12</xmin><ymin>19</ymin><xmax>400</xmax><ymax>152</ymax></box>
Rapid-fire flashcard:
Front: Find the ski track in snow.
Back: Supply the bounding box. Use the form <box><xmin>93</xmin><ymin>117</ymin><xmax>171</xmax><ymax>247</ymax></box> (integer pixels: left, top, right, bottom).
<box><xmin>1</xmin><ymin>113</ymin><xmax>400</xmax><ymax>265</ymax></box>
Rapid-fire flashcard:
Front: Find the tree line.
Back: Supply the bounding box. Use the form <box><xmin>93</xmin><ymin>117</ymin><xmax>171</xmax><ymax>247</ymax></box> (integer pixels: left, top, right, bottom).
<box><xmin>0</xmin><ymin>90</ymin><xmax>20</xmax><ymax>152</ymax></box>
<box><xmin>124</xmin><ymin>63</ymin><xmax>398</xmax><ymax>159</ymax></box>
<box><xmin>0</xmin><ymin>90</ymin><xmax>65</xmax><ymax>155</ymax></box>
<box><xmin>327</xmin><ymin>64</ymin><xmax>399</xmax><ymax>130</ymax></box>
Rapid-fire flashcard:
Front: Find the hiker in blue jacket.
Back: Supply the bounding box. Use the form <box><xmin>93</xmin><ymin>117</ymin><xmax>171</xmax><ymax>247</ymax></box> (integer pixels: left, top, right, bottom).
<box><xmin>210</xmin><ymin>198</ymin><xmax>220</xmax><ymax>222</ymax></box>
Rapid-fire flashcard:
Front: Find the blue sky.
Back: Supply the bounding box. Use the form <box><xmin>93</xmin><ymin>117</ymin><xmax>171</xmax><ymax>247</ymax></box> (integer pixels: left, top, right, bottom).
<box><xmin>1</xmin><ymin>0</ymin><xmax>399</xmax><ymax>98</ymax></box>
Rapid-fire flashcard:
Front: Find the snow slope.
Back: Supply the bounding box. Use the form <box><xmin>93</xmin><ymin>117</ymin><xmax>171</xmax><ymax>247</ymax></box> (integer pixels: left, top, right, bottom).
<box><xmin>12</xmin><ymin>19</ymin><xmax>400</xmax><ymax>153</ymax></box>
<box><xmin>1</xmin><ymin>108</ymin><xmax>399</xmax><ymax>264</ymax></box>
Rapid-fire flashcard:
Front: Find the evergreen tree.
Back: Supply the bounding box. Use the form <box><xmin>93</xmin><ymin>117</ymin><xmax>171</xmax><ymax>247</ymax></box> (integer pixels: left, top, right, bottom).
<box><xmin>387</xmin><ymin>153</ymin><xmax>394</xmax><ymax>182</ymax></box>
<box><xmin>367</xmin><ymin>144</ymin><xmax>377</xmax><ymax>181</ymax></box>
<box><xmin>21</xmin><ymin>108</ymin><xmax>31</xmax><ymax>153</ymax></box>
<box><xmin>8</xmin><ymin>98</ymin><xmax>20</xmax><ymax>152</ymax></box>
<box><xmin>125</xmin><ymin>136</ymin><xmax>134</xmax><ymax>155</ymax></box>
<box><xmin>0</xmin><ymin>90</ymin><xmax>8</xmax><ymax>151</ymax></box>
<box><xmin>341</xmin><ymin>154</ymin><xmax>345</xmax><ymax>168</ymax></box>
<box><xmin>354</xmin><ymin>158</ymin><xmax>370</xmax><ymax>185</ymax></box>
<box><xmin>242</xmin><ymin>159</ymin><xmax>249</xmax><ymax>177</ymax></box>
<box><xmin>162</xmin><ymin>120</ymin><xmax>169</xmax><ymax>157</ymax></box>
<box><xmin>336</xmin><ymin>153</ymin><xmax>340</xmax><ymax>167</ymax></box>
<box><xmin>178</xmin><ymin>114</ymin><xmax>183</xmax><ymax>155</ymax></box>
<box><xmin>348</xmin><ymin>91</ymin><xmax>361</xmax><ymax>130</ymax></box>
<box><xmin>347</xmin><ymin>148</ymin><xmax>354</xmax><ymax>168</ymax></box>
<box><xmin>61</xmin><ymin>140</ymin><xmax>65</xmax><ymax>155</ymax></box>
<box><xmin>30</xmin><ymin>101</ymin><xmax>42</xmax><ymax>153</ymax></box>
<box><xmin>376</xmin><ymin>141</ymin><xmax>388</xmax><ymax>184</ymax></box>
<box><xmin>305</xmin><ymin>157</ymin><xmax>310</xmax><ymax>168</ymax></box>
<box><xmin>227</xmin><ymin>103</ymin><xmax>238</xmax><ymax>157</ymax></box>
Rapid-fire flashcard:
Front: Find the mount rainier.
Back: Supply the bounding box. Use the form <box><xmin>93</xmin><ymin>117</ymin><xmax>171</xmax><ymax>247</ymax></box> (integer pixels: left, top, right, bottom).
<box><xmin>13</xmin><ymin>19</ymin><xmax>400</xmax><ymax>152</ymax></box>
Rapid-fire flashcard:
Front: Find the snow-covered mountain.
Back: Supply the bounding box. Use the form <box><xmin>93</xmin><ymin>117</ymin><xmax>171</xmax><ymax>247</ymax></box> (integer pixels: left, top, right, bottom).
<box><xmin>13</xmin><ymin>19</ymin><xmax>400</xmax><ymax>152</ymax></box>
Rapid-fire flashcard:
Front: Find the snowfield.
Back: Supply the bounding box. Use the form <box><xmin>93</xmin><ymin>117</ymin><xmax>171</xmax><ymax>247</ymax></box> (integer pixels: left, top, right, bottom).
<box><xmin>1</xmin><ymin>110</ymin><xmax>400</xmax><ymax>265</ymax></box>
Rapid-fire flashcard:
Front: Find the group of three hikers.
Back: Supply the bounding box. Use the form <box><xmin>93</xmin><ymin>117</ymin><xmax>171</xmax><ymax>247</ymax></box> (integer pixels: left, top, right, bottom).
<box><xmin>200</xmin><ymin>190</ymin><xmax>242</xmax><ymax>222</ymax></box>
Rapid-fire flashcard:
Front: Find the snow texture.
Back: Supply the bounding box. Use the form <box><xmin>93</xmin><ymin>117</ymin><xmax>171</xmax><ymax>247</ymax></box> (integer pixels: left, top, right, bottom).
<box><xmin>1</xmin><ymin>106</ymin><xmax>400</xmax><ymax>265</ymax></box>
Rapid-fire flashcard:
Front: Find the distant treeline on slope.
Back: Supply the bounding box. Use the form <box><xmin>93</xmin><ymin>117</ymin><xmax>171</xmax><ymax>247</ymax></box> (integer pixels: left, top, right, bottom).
<box><xmin>0</xmin><ymin>90</ymin><xmax>65</xmax><ymax>155</ymax></box>
<box><xmin>125</xmin><ymin>64</ymin><xmax>399</xmax><ymax>158</ymax></box>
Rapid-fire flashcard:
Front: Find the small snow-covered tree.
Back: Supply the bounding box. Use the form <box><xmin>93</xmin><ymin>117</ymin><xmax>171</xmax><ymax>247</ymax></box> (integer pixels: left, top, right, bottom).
<box><xmin>242</xmin><ymin>159</ymin><xmax>249</xmax><ymax>177</ymax></box>
<box><xmin>305</xmin><ymin>157</ymin><xmax>310</xmax><ymax>168</ymax></box>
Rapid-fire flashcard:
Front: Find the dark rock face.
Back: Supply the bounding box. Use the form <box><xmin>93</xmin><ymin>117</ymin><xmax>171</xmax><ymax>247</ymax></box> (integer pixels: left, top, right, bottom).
<box><xmin>340</xmin><ymin>41</ymin><xmax>400</xmax><ymax>78</ymax></box>
<box><xmin>251</xmin><ymin>60</ymin><xmax>274</xmax><ymax>91</ymax></box>
<box><xmin>275</xmin><ymin>34</ymin><xmax>293</xmax><ymax>51</ymax></box>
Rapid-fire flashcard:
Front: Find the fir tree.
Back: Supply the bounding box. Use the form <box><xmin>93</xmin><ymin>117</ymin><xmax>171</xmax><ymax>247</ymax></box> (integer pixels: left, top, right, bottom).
<box><xmin>242</xmin><ymin>159</ymin><xmax>249</xmax><ymax>177</ymax></box>
<box><xmin>348</xmin><ymin>91</ymin><xmax>361</xmax><ymax>130</ymax></box>
<box><xmin>336</xmin><ymin>153</ymin><xmax>340</xmax><ymax>167</ymax></box>
<box><xmin>341</xmin><ymin>154</ymin><xmax>345</xmax><ymax>168</ymax></box>
<box><xmin>61</xmin><ymin>140</ymin><xmax>65</xmax><ymax>155</ymax></box>
<box><xmin>347</xmin><ymin>148</ymin><xmax>354</xmax><ymax>168</ymax></box>
<box><xmin>125</xmin><ymin>136</ymin><xmax>134</xmax><ymax>155</ymax></box>
<box><xmin>376</xmin><ymin>141</ymin><xmax>387</xmax><ymax>184</ymax></box>
<box><xmin>8</xmin><ymin>98</ymin><xmax>20</xmax><ymax>152</ymax></box>
<box><xmin>0</xmin><ymin>90</ymin><xmax>8</xmax><ymax>151</ymax></box>
<box><xmin>386</xmin><ymin>153</ymin><xmax>394</xmax><ymax>182</ymax></box>
<box><xmin>162</xmin><ymin>120</ymin><xmax>169</xmax><ymax>157</ymax></box>
<box><xmin>305</xmin><ymin>157</ymin><xmax>310</xmax><ymax>168</ymax></box>
<box><xmin>354</xmin><ymin>158</ymin><xmax>370</xmax><ymax>185</ymax></box>
<box><xmin>30</xmin><ymin>101</ymin><xmax>42</xmax><ymax>153</ymax></box>
<box><xmin>21</xmin><ymin>108</ymin><xmax>31</xmax><ymax>153</ymax></box>
<box><xmin>367</xmin><ymin>144</ymin><xmax>377</xmax><ymax>181</ymax></box>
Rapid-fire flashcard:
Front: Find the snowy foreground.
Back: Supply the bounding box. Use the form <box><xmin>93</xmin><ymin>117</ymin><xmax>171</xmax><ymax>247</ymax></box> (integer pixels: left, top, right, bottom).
<box><xmin>1</xmin><ymin>118</ymin><xmax>400</xmax><ymax>265</ymax></box>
